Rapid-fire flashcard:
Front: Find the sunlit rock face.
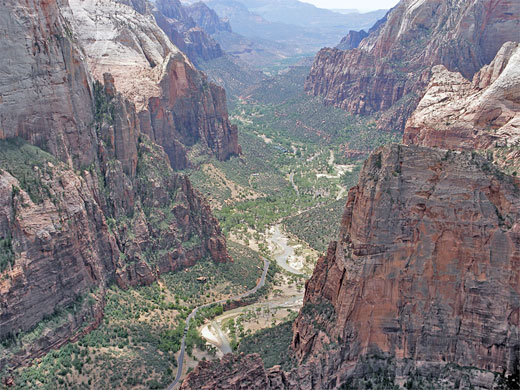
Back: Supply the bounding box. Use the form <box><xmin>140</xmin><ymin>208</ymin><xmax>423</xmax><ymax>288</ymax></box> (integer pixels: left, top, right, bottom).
<box><xmin>64</xmin><ymin>0</ymin><xmax>239</xmax><ymax>169</ymax></box>
<box><xmin>0</xmin><ymin>0</ymin><xmax>230</xmax><ymax>371</ymax></box>
<box><xmin>293</xmin><ymin>144</ymin><xmax>520</xmax><ymax>378</ymax></box>
<box><xmin>404</xmin><ymin>42</ymin><xmax>520</xmax><ymax>171</ymax></box>
<box><xmin>305</xmin><ymin>0</ymin><xmax>520</xmax><ymax>132</ymax></box>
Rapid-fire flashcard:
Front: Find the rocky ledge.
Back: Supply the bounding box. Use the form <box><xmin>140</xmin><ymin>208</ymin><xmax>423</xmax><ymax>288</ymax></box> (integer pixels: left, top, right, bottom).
<box><xmin>404</xmin><ymin>41</ymin><xmax>520</xmax><ymax>173</ymax></box>
<box><xmin>305</xmin><ymin>0</ymin><xmax>520</xmax><ymax>132</ymax></box>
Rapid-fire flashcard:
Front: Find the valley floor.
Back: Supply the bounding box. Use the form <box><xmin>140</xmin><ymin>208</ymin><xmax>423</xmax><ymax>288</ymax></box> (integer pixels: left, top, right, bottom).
<box><xmin>5</xmin><ymin>61</ymin><xmax>400</xmax><ymax>389</ymax></box>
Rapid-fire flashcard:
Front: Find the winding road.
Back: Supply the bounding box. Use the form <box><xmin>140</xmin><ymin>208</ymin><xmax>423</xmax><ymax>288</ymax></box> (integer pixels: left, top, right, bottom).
<box><xmin>288</xmin><ymin>172</ymin><xmax>299</xmax><ymax>197</ymax></box>
<box><xmin>166</xmin><ymin>257</ymin><xmax>270</xmax><ymax>390</ymax></box>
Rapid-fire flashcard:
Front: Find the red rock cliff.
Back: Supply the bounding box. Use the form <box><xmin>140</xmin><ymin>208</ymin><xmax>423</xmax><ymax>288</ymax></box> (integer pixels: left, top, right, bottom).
<box><xmin>293</xmin><ymin>144</ymin><xmax>520</xmax><ymax>379</ymax></box>
<box><xmin>305</xmin><ymin>0</ymin><xmax>520</xmax><ymax>132</ymax></box>
<box><xmin>0</xmin><ymin>0</ymin><xmax>230</xmax><ymax>372</ymax></box>
<box><xmin>181</xmin><ymin>144</ymin><xmax>520</xmax><ymax>390</ymax></box>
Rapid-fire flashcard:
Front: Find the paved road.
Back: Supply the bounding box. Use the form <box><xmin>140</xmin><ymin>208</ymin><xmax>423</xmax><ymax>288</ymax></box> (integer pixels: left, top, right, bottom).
<box><xmin>165</xmin><ymin>257</ymin><xmax>270</xmax><ymax>390</ymax></box>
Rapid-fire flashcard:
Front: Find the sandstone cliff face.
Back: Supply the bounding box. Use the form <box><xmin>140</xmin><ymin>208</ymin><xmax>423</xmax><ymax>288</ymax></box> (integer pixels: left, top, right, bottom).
<box><xmin>0</xmin><ymin>0</ymin><xmax>231</xmax><ymax>372</ymax></box>
<box><xmin>153</xmin><ymin>0</ymin><xmax>226</xmax><ymax>65</ymax></box>
<box><xmin>181</xmin><ymin>144</ymin><xmax>520</xmax><ymax>389</ymax></box>
<box><xmin>65</xmin><ymin>0</ymin><xmax>239</xmax><ymax>169</ymax></box>
<box><xmin>305</xmin><ymin>0</ymin><xmax>520</xmax><ymax>131</ymax></box>
<box><xmin>0</xmin><ymin>142</ymin><xmax>120</xmax><ymax>370</ymax></box>
<box><xmin>404</xmin><ymin>41</ymin><xmax>520</xmax><ymax>172</ymax></box>
<box><xmin>293</xmin><ymin>144</ymin><xmax>520</xmax><ymax>376</ymax></box>
<box><xmin>0</xmin><ymin>0</ymin><xmax>97</xmax><ymax>168</ymax></box>
<box><xmin>0</xmin><ymin>73</ymin><xmax>230</xmax><ymax>370</ymax></box>
<box><xmin>0</xmin><ymin>143</ymin><xmax>118</xmax><ymax>340</ymax></box>
<box><xmin>144</xmin><ymin>54</ymin><xmax>240</xmax><ymax>166</ymax></box>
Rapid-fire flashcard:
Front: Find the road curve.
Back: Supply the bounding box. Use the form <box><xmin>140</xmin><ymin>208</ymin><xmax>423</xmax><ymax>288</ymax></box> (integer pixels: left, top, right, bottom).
<box><xmin>166</xmin><ymin>257</ymin><xmax>270</xmax><ymax>390</ymax></box>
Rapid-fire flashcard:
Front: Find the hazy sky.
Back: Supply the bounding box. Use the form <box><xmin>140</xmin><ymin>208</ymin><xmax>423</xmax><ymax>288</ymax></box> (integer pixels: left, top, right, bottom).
<box><xmin>300</xmin><ymin>0</ymin><xmax>399</xmax><ymax>12</ymax></box>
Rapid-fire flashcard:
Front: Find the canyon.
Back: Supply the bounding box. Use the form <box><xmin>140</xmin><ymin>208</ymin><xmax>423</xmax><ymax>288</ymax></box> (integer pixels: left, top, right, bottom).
<box><xmin>181</xmin><ymin>1</ymin><xmax>520</xmax><ymax>389</ymax></box>
<box><xmin>0</xmin><ymin>0</ymin><xmax>235</xmax><ymax>372</ymax></box>
<box><xmin>0</xmin><ymin>0</ymin><xmax>519</xmax><ymax>388</ymax></box>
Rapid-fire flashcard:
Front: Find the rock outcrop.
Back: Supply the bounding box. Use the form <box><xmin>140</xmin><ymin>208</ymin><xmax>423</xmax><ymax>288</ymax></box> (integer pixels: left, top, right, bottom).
<box><xmin>65</xmin><ymin>0</ymin><xmax>239</xmax><ymax>169</ymax></box>
<box><xmin>180</xmin><ymin>353</ymin><xmax>287</xmax><ymax>390</ymax></box>
<box><xmin>293</xmin><ymin>144</ymin><xmax>520</xmax><ymax>379</ymax></box>
<box><xmin>182</xmin><ymin>144</ymin><xmax>520</xmax><ymax>389</ymax></box>
<box><xmin>116</xmin><ymin>0</ymin><xmax>228</xmax><ymax>65</ymax></box>
<box><xmin>152</xmin><ymin>0</ymin><xmax>227</xmax><ymax>65</ymax></box>
<box><xmin>336</xmin><ymin>30</ymin><xmax>368</xmax><ymax>51</ymax></box>
<box><xmin>404</xmin><ymin>41</ymin><xmax>520</xmax><ymax>172</ymax></box>
<box><xmin>0</xmin><ymin>142</ymin><xmax>118</xmax><ymax>340</ymax></box>
<box><xmin>305</xmin><ymin>0</ymin><xmax>520</xmax><ymax>132</ymax></box>
<box><xmin>0</xmin><ymin>0</ymin><xmax>231</xmax><ymax>372</ymax></box>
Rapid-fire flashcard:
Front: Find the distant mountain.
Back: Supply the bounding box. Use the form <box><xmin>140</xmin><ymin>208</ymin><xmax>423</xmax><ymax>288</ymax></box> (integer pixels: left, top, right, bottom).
<box><xmin>195</xmin><ymin>0</ymin><xmax>386</xmax><ymax>52</ymax></box>
<box><xmin>331</xmin><ymin>8</ymin><xmax>359</xmax><ymax>14</ymax></box>
<box><xmin>152</xmin><ymin>0</ymin><xmax>226</xmax><ymax>65</ymax></box>
<box><xmin>236</xmin><ymin>0</ymin><xmax>386</xmax><ymax>30</ymax></box>
<box><xmin>184</xmin><ymin>1</ymin><xmax>233</xmax><ymax>34</ymax></box>
<box><xmin>202</xmin><ymin>0</ymin><xmax>311</xmax><ymax>42</ymax></box>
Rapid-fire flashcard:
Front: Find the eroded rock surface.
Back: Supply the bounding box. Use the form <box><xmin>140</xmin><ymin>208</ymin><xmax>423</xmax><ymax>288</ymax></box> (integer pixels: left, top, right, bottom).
<box><xmin>0</xmin><ymin>0</ymin><xmax>96</xmax><ymax>167</ymax></box>
<box><xmin>64</xmin><ymin>0</ymin><xmax>239</xmax><ymax>169</ymax></box>
<box><xmin>182</xmin><ymin>144</ymin><xmax>520</xmax><ymax>389</ymax></box>
<box><xmin>404</xmin><ymin>41</ymin><xmax>520</xmax><ymax>172</ymax></box>
<box><xmin>0</xmin><ymin>0</ymin><xmax>231</xmax><ymax>372</ymax></box>
<box><xmin>0</xmin><ymin>150</ymin><xmax>117</xmax><ymax>340</ymax></box>
<box><xmin>185</xmin><ymin>2</ymin><xmax>232</xmax><ymax>35</ymax></box>
<box><xmin>293</xmin><ymin>144</ymin><xmax>520</xmax><ymax>377</ymax></box>
<box><xmin>336</xmin><ymin>30</ymin><xmax>368</xmax><ymax>51</ymax></box>
<box><xmin>305</xmin><ymin>0</ymin><xmax>520</xmax><ymax>131</ymax></box>
<box><xmin>180</xmin><ymin>353</ymin><xmax>287</xmax><ymax>390</ymax></box>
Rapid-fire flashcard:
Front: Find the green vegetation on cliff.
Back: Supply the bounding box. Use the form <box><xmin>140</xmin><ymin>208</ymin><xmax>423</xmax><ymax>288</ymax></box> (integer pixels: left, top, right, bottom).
<box><xmin>0</xmin><ymin>138</ymin><xmax>59</xmax><ymax>204</ymax></box>
<box><xmin>237</xmin><ymin>319</ymin><xmax>296</xmax><ymax>370</ymax></box>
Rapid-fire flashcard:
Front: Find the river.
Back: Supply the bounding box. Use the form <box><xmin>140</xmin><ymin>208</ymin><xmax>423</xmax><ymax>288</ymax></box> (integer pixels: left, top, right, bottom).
<box><xmin>199</xmin><ymin>225</ymin><xmax>307</xmax><ymax>358</ymax></box>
